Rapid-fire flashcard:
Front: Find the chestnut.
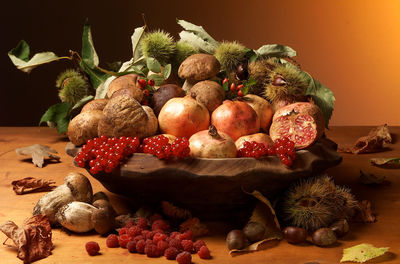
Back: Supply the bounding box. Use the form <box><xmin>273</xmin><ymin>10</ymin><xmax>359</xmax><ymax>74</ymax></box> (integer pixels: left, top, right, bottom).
<box><xmin>283</xmin><ymin>226</ymin><xmax>307</xmax><ymax>244</ymax></box>
<box><xmin>226</xmin><ymin>229</ymin><xmax>248</xmax><ymax>250</ymax></box>
<box><xmin>312</xmin><ymin>228</ymin><xmax>337</xmax><ymax>247</ymax></box>
<box><xmin>243</xmin><ymin>222</ymin><xmax>265</xmax><ymax>243</ymax></box>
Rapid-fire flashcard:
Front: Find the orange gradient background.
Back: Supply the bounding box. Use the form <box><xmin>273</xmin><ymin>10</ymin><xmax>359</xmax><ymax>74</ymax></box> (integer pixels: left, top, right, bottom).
<box><xmin>1</xmin><ymin>0</ymin><xmax>400</xmax><ymax>126</ymax></box>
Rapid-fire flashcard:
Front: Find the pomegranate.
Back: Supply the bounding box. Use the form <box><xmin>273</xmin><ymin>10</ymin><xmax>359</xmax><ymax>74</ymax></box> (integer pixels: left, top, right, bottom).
<box><xmin>235</xmin><ymin>133</ymin><xmax>274</xmax><ymax>150</ymax></box>
<box><xmin>211</xmin><ymin>100</ymin><xmax>260</xmax><ymax>141</ymax></box>
<box><xmin>158</xmin><ymin>95</ymin><xmax>210</xmax><ymax>138</ymax></box>
<box><xmin>189</xmin><ymin>126</ymin><xmax>237</xmax><ymax>158</ymax></box>
<box><xmin>243</xmin><ymin>94</ymin><xmax>273</xmax><ymax>132</ymax></box>
<box><xmin>269</xmin><ymin>102</ymin><xmax>325</xmax><ymax>149</ymax></box>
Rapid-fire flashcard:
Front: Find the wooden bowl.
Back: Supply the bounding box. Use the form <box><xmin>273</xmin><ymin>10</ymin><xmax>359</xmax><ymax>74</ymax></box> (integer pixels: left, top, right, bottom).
<box><xmin>69</xmin><ymin>137</ymin><xmax>342</xmax><ymax>221</ymax></box>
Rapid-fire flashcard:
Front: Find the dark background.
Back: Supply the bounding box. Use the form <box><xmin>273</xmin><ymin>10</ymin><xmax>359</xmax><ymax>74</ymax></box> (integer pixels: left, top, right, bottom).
<box><xmin>2</xmin><ymin>1</ymin><xmax>400</xmax><ymax>126</ymax></box>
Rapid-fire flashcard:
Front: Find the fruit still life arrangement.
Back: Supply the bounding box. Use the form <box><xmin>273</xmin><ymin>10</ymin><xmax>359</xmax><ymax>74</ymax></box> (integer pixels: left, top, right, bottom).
<box><xmin>4</xmin><ymin>18</ymin><xmax>390</xmax><ymax>264</ymax></box>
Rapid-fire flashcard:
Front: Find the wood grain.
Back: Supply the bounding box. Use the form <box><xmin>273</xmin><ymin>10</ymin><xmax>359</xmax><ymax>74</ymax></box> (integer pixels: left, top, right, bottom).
<box><xmin>0</xmin><ymin>127</ymin><xmax>399</xmax><ymax>264</ymax></box>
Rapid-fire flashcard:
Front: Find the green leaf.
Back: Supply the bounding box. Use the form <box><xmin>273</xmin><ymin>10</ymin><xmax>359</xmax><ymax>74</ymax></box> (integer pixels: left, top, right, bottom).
<box><xmin>244</xmin><ymin>48</ymin><xmax>258</xmax><ymax>62</ymax></box>
<box><xmin>163</xmin><ymin>64</ymin><xmax>172</xmax><ymax>79</ymax></box>
<box><xmin>39</xmin><ymin>102</ymin><xmax>72</xmax><ymax>134</ymax></box>
<box><xmin>9</xmin><ymin>40</ymin><xmax>30</xmax><ymax>62</ymax></box>
<box><xmin>304</xmin><ymin>72</ymin><xmax>335</xmax><ymax>128</ymax></box>
<box><xmin>341</xmin><ymin>243</ymin><xmax>389</xmax><ymax>263</ymax></box>
<box><xmin>81</xmin><ymin>19</ymin><xmax>99</xmax><ymax>68</ymax></box>
<box><xmin>131</xmin><ymin>26</ymin><xmax>145</xmax><ymax>61</ymax></box>
<box><xmin>146</xmin><ymin>57</ymin><xmax>162</xmax><ymax>73</ymax></box>
<box><xmin>222</xmin><ymin>81</ymin><xmax>229</xmax><ymax>92</ymax></box>
<box><xmin>177</xmin><ymin>19</ymin><xmax>219</xmax><ymax>46</ymax></box>
<box><xmin>148</xmin><ymin>74</ymin><xmax>164</xmax><ymax>86</ymax></box>
<box><xmin>79</xmin><ymin>60</ymin><xmax>110</xmax><ymax>88</ymax></box>
<box><xmin>8</xmin><ymin>40</ymin><xmax>67</xmax><ymax>73</ymax></box>
<box><xmin>256</xmin><ymin>44</ymin><xmax>297</xmax><ymax>58</ymax></box>
<box><xmin>71</xmin><ymin>95</ymin><xmax>94</xmax><ymax>111</ymax></box>
<box><xmin>178</xmin><ymin>31</ymin><xmax>218</xmax><ymax>54</ymax></box>
<box><xmin>95</xmin><ymin>76</ymin><xmax>115</xmax><ymax>99</ymax></box>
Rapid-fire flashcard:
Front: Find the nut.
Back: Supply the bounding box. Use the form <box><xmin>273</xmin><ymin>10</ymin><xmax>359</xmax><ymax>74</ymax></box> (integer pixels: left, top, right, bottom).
<box><xmin>330</xmin><ymin>219</ymin><xmax>349</xmax><ymax>238</ymax></box>
<box><xmin>283</xmin><ymin>226</ymin><xmax>307</xmax><ymax>244</ymax></box>
<box><xmin>178</xmin><ymin>54</ymin><xmax>220</xmax><ymax>82</ymax></box>
<box><xmin>312</xmin><ymin>228</ymin><xmax>337</xmax><ymax>247</ymax></box>
<box><xmin>243</xmin><ymin>222</ymin><xmax>265</xmax><ymax>243</ymax></box>
<box><xmin>226</xmin><ymin>229</ymin><xmax>248</xmax><ymax>250</ymax></box>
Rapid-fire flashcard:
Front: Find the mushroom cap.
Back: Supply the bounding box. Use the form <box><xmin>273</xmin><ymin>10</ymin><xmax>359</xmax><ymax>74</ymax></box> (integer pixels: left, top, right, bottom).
<box><xmin>64</xmin><ymin>172</ymin><xmax>93</xmax><ymax>203</ymax></box>
<box><xmin>67</xmin><ymin>110</ymin><xmax>104</xmax><ymax>146</ymax></box>
<box><xmin>178</xmin><ymin>54</ymin><xmax>220</xmax><ymax>82</ymax></box>
<box><xmin>107</xmin><ymin>74</ymin><xmax>143</xmax><ymax>102</ymax></box>
<box><xmin>92</xmin><ymin>199</ymin><xmax>116</xmax><ymax>234</ymax></box>
<box><xmin>190</xmin><ymin>80</ymin><xmax>225</xmax><ymax>112</ymax></box>
<box><xmin>98</xmin><ymin>94</ymin><xmax>154</xmax><ymax>139</ymax></box>
<box><xmin>81</xmin><ymin>99</ymin><xmax>108</xmax><ymax>113</ymax></box>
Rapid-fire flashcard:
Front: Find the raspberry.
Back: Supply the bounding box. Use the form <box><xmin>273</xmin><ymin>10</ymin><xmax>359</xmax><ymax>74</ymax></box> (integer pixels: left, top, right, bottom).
<box><xmin>194</xmin><ymin>240</ymin><xmax>206</xmax><ymax>252</ymax></box>
<box><xmin>153</xmin><ymin>232</ymin><xmax>168</xmax><ymax>243</ymax></box>
<box><xmin>169</xmin><ymin>238</ymin><xmax>183</xmax><ymax>250</ymax></box>
<box><xmin>198</xmin><ymin>245</ymin><xmax>211</xmax><ymax>259</ymax></box>
<box><xmin>85</xmin><ymin>241</ymin><xmax>100</xmax><ymax>256</ymax></box>
<box><xmin>157</xmin><ymin>240</ymin><xmax>169</xmax><ymax>254</ymax></box>
<box><xmin>106</xmin><ymin>234</ymin><xmax>119</xmax><ymax>248</ymax></box>
<box><xmin>124</xmin><ymin>220</ymin><xmax>135</xmax><ymax>228</ymax></box>
<box><xmin>118</xmin><ymin>234</ymin><xmax>131</xmax><ymax>248</ymax></box>
<box><xmin>127</xmin><ymin>241</ymin><xmax>136</xmax><ymax>253</ymax></box>
<box><xmin>178</xmin><ymin>230</ymin><xmax>193</xmax><ymax>241</ymax></box>
<box><xmin>128</xmin><ymin>226</ymin><xmax>142</xmax><ymax>237</ymax></box>
<box><xmin>164</xmin><ymin>246</ymin><xmax>179</xmax><ymax>260</ymax></box>
<box><xmin>145</xmin><ymin>230</ymin><xmax>157</xmax><ymax>240</ymax></box>
<box><xmin>152</xmin><ymin>219</ymin><xmax>170</xmax><ymax>231</ymax></box>
<box><xmin>145</xmin><ymin>243</ymin><xmax>161</xmax><ymax>258</ymax></box>
<box><xmin>146</xmin><ymin>239</ymin><xmax>154</xmax><ymax>246</ymax></box>
<box><xmin>133</xmin><ymin>235</ymin><xmax>144</xmax><ymax>242</ymax></box>
<box><xmin>141</xmin><ymin>230</ymin><xmax>150</xmax><ymax>238</ymax></box>
<box><xmin>137</xmin><ymin>217</ymin><xmax>148</xmax><ymax>229</ymax></box>
<box><xmin>150</xmin><ymin>213</ymin><xmax>163</xmax><ymax>223</ymax></box>
<box><xmin>170</xmin><ymin>231</ymin><xmax>180</xmax><ymax>239</ymax></box>
<box><xmin>176</xmin><ymin>251</ymin><xmax>192</xmax><ymax>264</ymax></box>
<box><xmin>181</xmin><ymin>239</ymin><xmax>194</xmax><ymax>253</ymax></box>
<box><xmin>136</xmin><ymin>239</ymin><xmax>146</xmax><ymax>254</ymax></box>
<box><xmin>118</xmin><ymin>227</ymin><xmax>128</xmax><ymax>235</ymax></box>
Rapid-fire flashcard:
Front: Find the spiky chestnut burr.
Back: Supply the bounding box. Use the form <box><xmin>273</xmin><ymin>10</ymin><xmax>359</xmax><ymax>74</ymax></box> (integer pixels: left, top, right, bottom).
<box><xmin>141</xmin><ymin>30</ymin><xmax>176</xmax><ymax>65</ymax></box>
<box><xmin>263</xmin><ymin>62</ymin><xmax>309</xmax><ymax>107</ymax></box>
<box><xmin>214</xmin><ymin>41</ymin><xmax>247</xmax><ymax>73</ymax></box>
<box><xmin>56</xmin><ymin>69</ymin><xmax>89</xmax><ymax>105</ymax></box>
<box><xmin>173</xmin><ymin>41</ymin><xmax>198</xmax><ymax>70</ymax></box>
<box><xmin>278</xmin><ymin>174</ymin><xmax>358</xmax><ymax>231</ymax></box>
<box><xmin>247</xmin><ymin>57</ymin><xmax>278</xmax><ymax>96</ymax></box>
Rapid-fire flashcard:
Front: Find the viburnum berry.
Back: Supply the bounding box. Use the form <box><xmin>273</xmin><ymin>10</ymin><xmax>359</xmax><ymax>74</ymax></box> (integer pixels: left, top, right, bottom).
<box><xmin>230</xmin><ymin>83</ymin><xmax>236</xmax><ymax>92</ymax></box>
<box><xmin>237</xmin><ymin>84</ymin><xmax>244</xmax><ymax>91</ymax></box>
<box><xmin>138</xmin><ymin>78</ymin><xmax>147</xmax><ymax>87</ymax></box>
<box><xmin>238</xmin><ymin>90</ymin><xmax>244</xmax><ymax>97</ymax></box>
<box><xmin>85</xmin><ymin>241</ymin><xmax>100</xmax><ymax>256</ymax></box>
<box><xmin>143</xmin><ymin>89</ymin><xmax>150</xmax><ymax>96</ymax></box>
<box><xmin>148</xmin><ymin>79</ymin><xmax>155</xmax><ymax>86</ymax></box>
<box><xmin>222</xmin><ymin>78</ymin><xmax>229</xmax><ymax>85</ymax></box>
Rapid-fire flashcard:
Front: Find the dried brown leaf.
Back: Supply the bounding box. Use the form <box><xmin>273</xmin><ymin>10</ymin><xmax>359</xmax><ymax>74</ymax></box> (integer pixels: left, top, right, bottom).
<box><xmin>0</xmin><ymin>214</ymin><xmax>53</xmax><ymax>263</ymax></box>
<box><xmin>230</xmin><ymin>190</ymin><xmax>282</xmax><ymax>256</ymax></box>
<box><xmin>12</xmin><ymin>177</ymin><xmax>56</xmax><ymax>195</ymax></box>
<box><xmin>15</xmin><ymin>144</ymin><xmax>60</xmax><ymax>168</ymax></box>
<box><xmin>161</xmin><ymin>201</ymin><xmax>192</xmax><ymax>220</ymax></box>
<box><xmin>339</xmin><ymin>125</ymin><xmax>392</xmax><ymax>154</ymax></box>
<box><xmin>179</xmin><ymin>217</ymin><xmax>209</xmax><ymax>238</ymax></box>
<box><xmin>370</xmin><ymin>157</ymin><xmax>400</xmax><ymax>168</ymax></box>
<box><xmin>359</xmin><ymin>171</ymin><xmax>385</xmax><ymax>185</ymax></box>
<box><xmin>352</xmin><ymin>200</ymin><xmax>376</xmax><ymax>223</ymax></box>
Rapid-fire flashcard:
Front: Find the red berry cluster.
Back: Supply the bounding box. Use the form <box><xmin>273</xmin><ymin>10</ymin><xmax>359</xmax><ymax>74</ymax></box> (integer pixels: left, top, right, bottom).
<box><xmin>274</xmin><ymin>137</ymin><xmax>296</xmax><ymax>167</ymax></box>
<box><xmin>142</xmin><ymin>135</ymin><xmax>190</xmax><ymax>159</ymax></box>
<box><xmin>138</xmin><ymin>78</ymin><xmax>155</xmax><ymax>106</ymax></box>
<box><xmin>104</xmin><ymin>214</ymin><xmax>211</xmax><ymax>263</ymax></box>
<box><xmin>223</xmin><ymin>78</ymin><xmax>245</xmax><ymax>98</ymax></box>
<box><xmin>74</xmin><ymin>135</ymin><xmax>140</xmax><ymax>174</ymax></box>
<box><xmin>237</xmin><ymin>137</ymin><xmax>296</xmax><ymax>166</ymax></box>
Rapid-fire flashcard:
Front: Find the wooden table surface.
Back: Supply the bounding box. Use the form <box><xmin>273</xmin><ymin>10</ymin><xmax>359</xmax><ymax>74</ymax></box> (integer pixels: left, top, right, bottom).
<box><xmin>0</xmin><ymin>126</ymin><xmax>399</xmax><ymax>264</ymax></box>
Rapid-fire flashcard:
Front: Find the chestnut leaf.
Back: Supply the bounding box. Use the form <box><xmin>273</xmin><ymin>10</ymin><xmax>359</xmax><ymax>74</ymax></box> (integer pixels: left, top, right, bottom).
<box><xmin>256</xmin><ymin>44</ymin><xmax>297</xmax><ymax>58</ymax></box>
<box><xmin>8</xmin><ymin>40</ymin><xmax>67</xmax><ymax>73</ymax></box>
<box><xmin>39</xmin><ymin>102</ymin><xmax>72</xmax><ymax>134</ymax></box>
<box><xmin>81</xmin><ymin>19</ymin><xmax>99</xmax><ymax>69</ymax></box>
